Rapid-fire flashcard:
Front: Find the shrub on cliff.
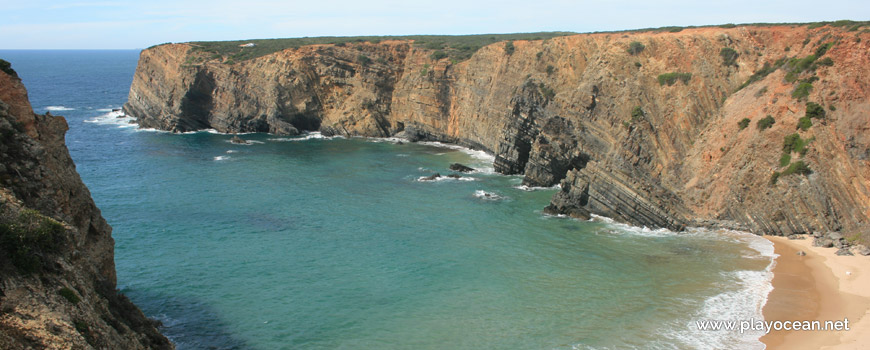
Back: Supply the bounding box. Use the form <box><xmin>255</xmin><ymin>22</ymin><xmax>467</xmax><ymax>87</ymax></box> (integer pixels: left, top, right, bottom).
<box><xmin>357</xmin><ymin>54</ymin><xmax>372</xmax><ymax>66</ymax></box>
<box><xmin>782</xmin><ymin>160</ymin><xmax>812</xmax><ymax>176</ymax></box>
<box><xmin>546</xmin><ymin>65</ymin><xmax>555</xmax><ymax>76</ymax></box>
<box><xmin>504</xmin><ymin>41</ymin><xmax>515</xmax><ymax>55</ymax></box>
<box><xmin>720</xmin><ymin>47</ymin><xmax>739</xmax><ymax>66</ymax></box>
<box><xmin>805</xmin><ymin>102</ymin><xmax>826</xmax><ymax>119</ymax></box>
<box><xmin>538</xmin><ymin>83</ymin><xmax>556</xmax><ymax>100</ymax></box>
<box><xmin>657</xmin><ymin>72</ymin><xmax>692</xmax><ymax>86</ymax></box>
<box><xmin>797</xmin><ymin>116</ymin><xmax>813</xmax><ymax>131</ymax></box>
<box><xmin>430</xmin><ymin>51</ymin><xmax>448</xmax><ymax>60</ymax></box>
<box><xmin>627</xmin><ymin>41</ymin><xmax>645</xmax><ymax>55</ymax></box>
<box><xmin>0</xmin><ymin>209</ymin><xmax>66</xmax><ymax>273</ymax></box>
<box><xmin>631</xmin><ymin>106</ymin><xmax>644</xmax><ymax>122</ymax></box>
<box><xmin>738</xmin><ymin>118</ymin><xmax>751</xmax><ymax>130</ymax></box>
<box><xmin>0</xmin><ymin>59</ymin><xmax>17</xmax><ymax>77</ymax></box>
<box><xmin>783</xmin><ymin>133</ymin><xmax>812</xmax><ymax>155</ymax></box>
<box><xmin>792</xmin><ymin>82</ymin><xmax>813</xmax><ymax>100</ymax></box>
<box><xmin>757</xmin><ymin>115</ymin><xmax>775</xmax><ymax>130</ymax></box>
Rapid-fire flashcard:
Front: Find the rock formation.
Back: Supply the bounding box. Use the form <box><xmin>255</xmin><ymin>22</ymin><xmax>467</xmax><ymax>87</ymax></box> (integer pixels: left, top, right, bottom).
<box><xmin>0</xmin><ymin>64</ymin><xmax>172</xmax><ymax>349</ymax></box>
<box><xmin>125</xmin><ymin>24</ymin><xmax>870</xmax><ymax>239</ymax></box>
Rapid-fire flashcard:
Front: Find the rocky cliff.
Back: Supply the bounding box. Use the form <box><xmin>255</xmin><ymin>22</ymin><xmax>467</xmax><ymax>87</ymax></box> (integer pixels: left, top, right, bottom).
<box><xmin>0</xmin><ymin>64</ymin><xmax>172</xmax><ymax>349</ymax></box>
<box><xmin>125</xmin><ymin>24</ymin><xmax>870</xmax><ymax>239</ymax></box>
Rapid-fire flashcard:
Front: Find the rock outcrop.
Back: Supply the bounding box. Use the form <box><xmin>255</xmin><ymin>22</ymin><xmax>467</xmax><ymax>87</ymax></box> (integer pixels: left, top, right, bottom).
<box><xmin>125</xmin><ymin>25</ymin><xmax>870</xmax><ymax>239</ymax></box>
<box><xmin>0</xmin><ymin>65</ymin><xmax>172</xmax><ymax>348</ymax></box>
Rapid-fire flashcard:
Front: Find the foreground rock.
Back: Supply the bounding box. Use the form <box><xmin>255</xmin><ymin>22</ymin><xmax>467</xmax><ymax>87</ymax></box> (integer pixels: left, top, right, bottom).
<box><xmin>0</xmin><ymin>64</ymin><xmax>172</xmax><ymax>349</ymax></box>
<box><xmin>125</xmin><ymin>24</ymin><xmax>870</xmax><ymax>238</ymax></box>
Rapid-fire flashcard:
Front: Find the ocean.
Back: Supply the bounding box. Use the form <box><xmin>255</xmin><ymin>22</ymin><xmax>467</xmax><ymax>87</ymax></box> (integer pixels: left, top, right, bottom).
<box><xmin>0</xmin><ymin>50</ymin><xmax>775</xmax><ymax>350</ymax></box>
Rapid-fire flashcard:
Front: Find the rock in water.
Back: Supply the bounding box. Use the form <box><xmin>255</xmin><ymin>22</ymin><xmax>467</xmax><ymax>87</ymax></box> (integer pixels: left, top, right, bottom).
<box><xmin>231</xmin><ymin>136</ymin><xmax>249</xmax><ymax>144</ymax></box>
<box><xmin>446</xmin><ymin>174</ymin><xmax>462</xmax><ymax>179</ymax></box>
<box><xmin>449</xmin><ymin>163</ymin><xmax>476</xmax><ymax>173</ymax></box>
<box><xmin>420</xmin><ymin>173</ymin><xmax>441</xmax><ymax>181</ymax></box>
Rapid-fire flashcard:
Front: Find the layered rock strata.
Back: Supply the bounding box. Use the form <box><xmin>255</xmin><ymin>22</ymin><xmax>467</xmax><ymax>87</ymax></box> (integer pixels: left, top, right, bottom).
<box><xmin>125</xmin><ymin>25</ymin><xmax>870</xmax><ymax>238</ymax></box>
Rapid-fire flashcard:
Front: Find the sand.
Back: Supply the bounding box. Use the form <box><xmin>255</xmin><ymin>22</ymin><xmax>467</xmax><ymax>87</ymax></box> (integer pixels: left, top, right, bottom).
<box><xmin>761</xmin><ymin>236</ymin><xmax>870</xmax><ymax>350</ymax></box>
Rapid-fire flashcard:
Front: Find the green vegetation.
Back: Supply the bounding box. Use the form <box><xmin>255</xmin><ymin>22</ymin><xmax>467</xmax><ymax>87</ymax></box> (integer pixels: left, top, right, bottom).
<box><xmin>720</xmin><ymin>23</ymin><xmax>737</xmax><ymax>28</ymax></box>
<box><xmin>782</xmin><ymin>160</ymin><xmax>812</xmax><ymax>176</ymax></box>
<box><xmin>504</xmin><ymin>41</ymin><xmax>515</xmax><ymax>55</ymax></box>
<box><xmin>805</xmin><ymin>101</ymin><xmax>826</xmax><ymax>119</ymax></box>
<box><xmin>757</xmin><ymin>115</ymin><xmax>775</xmax><ymax>130</ymax></box>
<box><xmin>815</xmin><ymin>42</ymin><xmax>834</xmax><ymax>57</ymax></box>
<box><xmin>627</xmin><ymin>41</ymin><xmax>645</xmax><ymax>55</ymax></box>
<box><xmin>783</xmin><ymin>133</ymin><xmax>812</xmax><ymax>155</ymax></box>
<box><xmin>738</xmin><ymin>58</ymin><xmax>786</xmax><ymax>90</ymax></box>
<box><xmin>738</xmin><ymin>118</ymin><xmax>751</xmax><ymax>130</ymax></box>
<box><xmin>59</xmin><ymin>287</ymin><xmax>80</xmax><ymax>305</ymax></box>
<box><xmin>770</xmin><ymin>171</ymin><xmax>781</xmax><ymax>185</ymax></box>
<box><xmin>657</xmin><ymin>72</ymin><xmax>692</xmax><ymax>86</ymax></box>
<box><xmin>538</xmin><ymin>83</ymin><xmax>556</xmax><ymax>100</ymax></box>
<box><xmin>631</xmin><ymin>106</ymin><xmax>645</xmax><ymax>122</ymax></box>
<box><xmin>0</xmin><ymin>59</ymin><xmax>17</xmax><ymax>77</ymax></box>
<box><xmin>536</xmin><ymin>51</ymin><xmax>543</xmax><ymax>59</ymax></box>
<box><xmin>357</xmin><ymin>54</ymin><xmax>371</xmax><ymax>66</ymax></box>
<box><xmin>186</xmin><ymin>32</ymin><xmax>576</xmax><ymax>62</ymax></box>
<box><xmin>797</xmin><ymin>116</ymin><xmax>813</xmax><ymax>131</ymax></box>
<box><xmin>546</xmin><ymin>65</ymin><xmax>555</xmax><ymax>76</ymax></box>
<box><xmin>779</xmin><ymin>153</ymin><xmax>792</xmax><ymax>167</ymax></box>
<box><xmin>0</xmin><ymin>209</ymin><xmax>65</xmax><ymax>273</ymax></box>
<box><xmin>816</xmin><ymin>57</ymin><xmax>834</xmax><ymax>66</ymax></box>
<box><xmin>420</xmin><ymin>64</ymin><xmax>430</xmax><ymax>77</ymax></box>
<box><xmin>634</xmin><ymin>62</ymin><xmax>642</xmax><ymax>68</ymax></box>
<box><xmin>720</xmin><ymin>47</ymin><xmax>739</xmax><ymax>66</ymax></box>
<box><xmin>829</xmin><ymin>104</ymin><xmax>836</xmax><ymax>111</ymax></box>
<box><xmin>430</xmin><ymin>51</ymin><xmax>448</xmax><ymax>60</ymax></box>
<box><xmin>792</xmin><ymin>82</ymin><xmax>813</xmax><ymax>100</ymax></box>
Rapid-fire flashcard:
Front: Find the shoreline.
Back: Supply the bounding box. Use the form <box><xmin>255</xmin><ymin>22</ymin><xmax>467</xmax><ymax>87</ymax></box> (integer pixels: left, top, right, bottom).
<box><xmin>761</xmin><ymin>236</ymin><xmax>870</xmax><ymax>349</ymax></box>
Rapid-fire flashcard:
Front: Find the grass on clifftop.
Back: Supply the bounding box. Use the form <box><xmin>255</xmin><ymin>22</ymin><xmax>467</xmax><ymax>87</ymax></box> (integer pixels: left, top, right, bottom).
<box><xmin>186</xmin><ymin>32</ymin><xmax>576</xmax><ymax>62</ymax></box>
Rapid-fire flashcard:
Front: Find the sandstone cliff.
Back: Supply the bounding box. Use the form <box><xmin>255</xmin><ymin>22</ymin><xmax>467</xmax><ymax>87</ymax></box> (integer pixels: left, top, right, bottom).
<box><xmin>125</xmin><ymin>24</ymin><xmax>870</xmax><ymax>239</ymax></box>
<box><xmin>0</xmin><ymin>64</ymin><xmax>172</xmax><ymax>349</ymax></box>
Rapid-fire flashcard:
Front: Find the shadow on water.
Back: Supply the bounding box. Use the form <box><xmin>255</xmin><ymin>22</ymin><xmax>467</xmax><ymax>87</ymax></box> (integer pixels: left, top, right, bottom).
<box><xmin>122</xmin><ymin>288</ymin><xmax>248</xmax><ymax>350</ymax></box>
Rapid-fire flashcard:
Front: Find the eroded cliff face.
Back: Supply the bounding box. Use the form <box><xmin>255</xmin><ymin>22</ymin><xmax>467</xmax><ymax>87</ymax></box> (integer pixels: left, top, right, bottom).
<box><xmin>125</xmin><ymin>25</ymin><xmax>870</xmax><ymax>238</ymax></box>
<box><xmin>0</xmin><ymin>68</ymin><xmax>172</xmax><ymax>349</ymax></box>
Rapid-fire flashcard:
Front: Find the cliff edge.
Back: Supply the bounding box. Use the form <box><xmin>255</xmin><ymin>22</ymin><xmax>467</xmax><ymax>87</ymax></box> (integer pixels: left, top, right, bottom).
<box><xmin>0</xmin><ymin>62</ymin><xmax>172</xmax><ymax>349</ymax></box>
<box><xmin>125</xmin><ymin>24</ymin><xmax>870</xmax><ymax>239</ymax></box>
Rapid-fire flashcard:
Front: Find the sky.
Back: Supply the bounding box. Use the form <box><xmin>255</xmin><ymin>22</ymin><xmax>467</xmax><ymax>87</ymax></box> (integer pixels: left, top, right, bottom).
<box><xmin>0</xmin><ymin>0</ymin><xmax>868</xmax><ymax>49</ymax></box>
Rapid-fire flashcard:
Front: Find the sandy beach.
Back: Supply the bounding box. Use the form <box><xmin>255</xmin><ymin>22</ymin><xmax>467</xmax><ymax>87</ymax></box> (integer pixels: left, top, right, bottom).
<box><xmin>762</xmin><ymin>236</ymin><xmax>870</xmax><ymax>349</ymax></box>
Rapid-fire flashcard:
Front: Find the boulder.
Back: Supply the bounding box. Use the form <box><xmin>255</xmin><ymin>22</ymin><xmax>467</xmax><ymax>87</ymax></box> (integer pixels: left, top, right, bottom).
<box><xmin>827</xmin><ymin>232</ymin><xmax>844</xmax><ymax>241</ymax></box>
<box><xmin>796</xmin><ymin>250</ymin><xmax>807</xmax><ymax>256</ymax></box>
<box><xmin>854</xmin><ymin>245</ymin><xmax>870</xmax><ymax>256</ymax></box>
<box><xmin>835</xmin><ymin>248</ymin><xmax>854</xmax><ymax>256</ymax></box>
<box><xmin>449</xmin><ymin>163</ymin><xmax>476</xmax><ymax>173</ymax></box>
<box><xmin>813</xmin><ymin>237</ymin><xmax>834</xmax><ymax>248</ymax></box>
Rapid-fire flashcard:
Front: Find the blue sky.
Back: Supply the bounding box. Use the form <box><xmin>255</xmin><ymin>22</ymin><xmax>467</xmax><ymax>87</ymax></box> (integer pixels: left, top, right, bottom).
<box><xmin>1</xmin><ymin>0</ymin><xmax>867</xmax><ymax>49</ymax></box>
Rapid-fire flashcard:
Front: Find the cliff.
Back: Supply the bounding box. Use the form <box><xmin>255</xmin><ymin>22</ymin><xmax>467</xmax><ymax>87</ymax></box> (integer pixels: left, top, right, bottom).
<box><xmin>0</xmin><ymin>64</ymin><xmax>172</xmax><ymax>348</ymax></box>
<box><xmin>125</xmin><ymin>24</ymin><xmax>870</xmax><ymax>239</ymax></box>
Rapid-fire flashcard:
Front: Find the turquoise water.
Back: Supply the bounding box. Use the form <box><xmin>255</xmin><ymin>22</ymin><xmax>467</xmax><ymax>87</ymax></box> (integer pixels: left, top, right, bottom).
<box><xmin>1</xmin><ymin>50</ymin><xmax>774</xmax><ymax>350</ymax></box>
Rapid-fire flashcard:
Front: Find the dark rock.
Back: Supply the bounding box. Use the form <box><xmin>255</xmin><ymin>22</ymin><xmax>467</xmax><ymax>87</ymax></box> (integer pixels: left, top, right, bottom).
<box><xmin>449</xmin><ymin>163</ymin><xmax>475</xmax><ymax>173</ymax></box>
<box><xmin>230</xmin><ymin>136</ymin><xmax>249</xmax><ymax>144</ymax></box>
<box><xmin>813</xmin><ymin>237</ymin><xmax>834</xmax><ymax>248</ymax></box>
<box><xmin>446</xmin><ymin>174</ymin><xmax>462</xmax><ymax>179</ymax></box>
<box><xmin>835</xmin><ymin>248</ymin><xmax>854</xmax><ymax>256</ymax></box>
<box><xmin>787</xmin><ymin>234</ymin><xmax>801</xmax><ymax>240</ymax></box>
<box><xmin>796</xmin><ymin>250</ymin><xmax>807</xmax><ymax>256</ymax></box>
<box><xmin>420</xmin><ymin>173</ymin><xmax>441</xmax><ymax>181</ymax></box>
